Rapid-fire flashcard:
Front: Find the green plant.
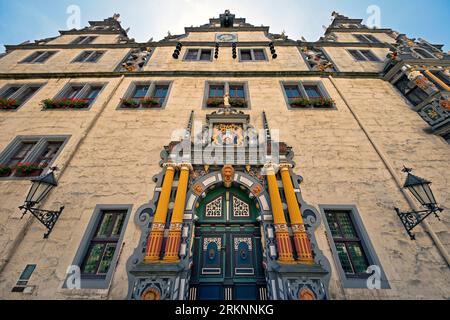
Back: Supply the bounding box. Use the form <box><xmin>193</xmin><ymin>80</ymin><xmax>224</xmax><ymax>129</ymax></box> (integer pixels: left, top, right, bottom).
<box><xmin>121</xmin><ymin>98</ymin><xmax>140</xmax><ymax>108</ymax></box>
<box><xmin>15</xmin><ymin>163</ymin><xmax>45</xmax><ymax>175</ymax></box>
<box><xmin>207</xmin><ymin>97</ymin><xmax>224</xmax><ymax>107</ymax></box>
<box><xmin>141</xmin><ymin>98</ymin><xmax>160</xmax><ymax>107</ymax></box>
<box><xmin>0</xmin><ymin>98</ymin><xmax>21</xmax><ymax>110</ymax></box>
<box><xmin>290</xmin><ymin>97</ymin><xmax>335</xmax><ymax>108</ymax></box>
<box><xmin>42</xmin><ymin>98</ymin><xmax>90</xmax><ymax>109</ymax></box>
<box><xmin>0</xmin><ymin>165</ymin><xmax>12</xmax><ymax>176</ymax></box>
<box><xmin>229</xmin><ymin>98</ymin><xmax>247</xmax><ymax>108</ymax></box>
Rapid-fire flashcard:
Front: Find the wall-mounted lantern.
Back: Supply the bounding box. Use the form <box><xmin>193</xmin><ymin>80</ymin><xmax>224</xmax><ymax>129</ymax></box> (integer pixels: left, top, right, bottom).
<box><xmin>395</xmin><ymin>167</ymin><xmax>443</xmax><ymax>240</ymax></box>
<box><xmin>214</xmin><ymin>42</ymin><xmax>219</xmax><ymax>59</ymax></box>
<box><xmin>269</xmin><ymin>42</ymin><xmax>277</xmax><ymax>59</ymax></box>
<box><xmin>232</xmin><ymin>43</ymin><xmax>237</xmax><ymax>59</ymax></box>
<box><xmin>173</xmin><ymin>42</ymin><xmax>183</xmax><ymax>59</ymax></box>
<box><xmin>18</xmin><ymin>168</ymin><xmax>64</xmax><ymax>239</ymax></box>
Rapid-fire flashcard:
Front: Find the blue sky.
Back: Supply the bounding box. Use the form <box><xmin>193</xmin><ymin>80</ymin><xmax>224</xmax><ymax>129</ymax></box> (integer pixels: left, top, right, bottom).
<box><xmin>0</xmin><ymin>0</ymin><xmax>449</xmax><ymax>53</ymax></box>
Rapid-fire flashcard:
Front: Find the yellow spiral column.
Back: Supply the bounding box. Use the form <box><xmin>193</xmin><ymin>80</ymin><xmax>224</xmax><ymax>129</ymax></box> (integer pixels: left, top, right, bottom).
<box><xmin>144</xmin><ymin>163</ymin><xmax>176</xmax><ymax>263</ymax></box>
<box><xmin>265</xmin><ymin>163</ymin><xmax>295</xmax><ymax>263</ymax></box>
<box><xmin>163</xmin><ymin>163</ymin><xmax>191</xmax><ymax>262</ymax></box>
<box><xmin>279</xmin><ymin>164</ymin><xmax>314</xmax><ymax>264</ymax></box>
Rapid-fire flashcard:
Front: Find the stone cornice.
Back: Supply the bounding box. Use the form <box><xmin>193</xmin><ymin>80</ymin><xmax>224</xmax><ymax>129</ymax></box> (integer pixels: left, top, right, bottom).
<box><xmin>325</xmin><ymin>27</ymin><xmax>393</xmax><ymax>35</ymax></box>
<box><xmin>4</xmin><ymin>41</ymin><xmax>394</xmax><ymax>51</ymax></box>
<box><xmin>0</xmin><ymin>70</ymin><xmax>384</xmax><ymax>80</ymax></box>
<box><xmin>184</xmin><ymin>26</ymin><xmax>270</xmax><ymax>33</ymax></box>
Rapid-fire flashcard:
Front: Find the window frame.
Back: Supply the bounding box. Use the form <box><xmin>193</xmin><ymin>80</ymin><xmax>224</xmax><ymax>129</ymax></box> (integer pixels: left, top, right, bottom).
<box><xmin>118</xmin><ymin>81</ymin><xmax>173</xmax><ymax>110</ymax></box>
<box><xmin>347</xmin><ymin>49</ymin><xmax>381</xmax><ymax>62</ymax></box>
<box><xmin>70</xmin><ymin>36</ymin><xmax>98</xmax><ymax>45</ymax></box>
<box><xmin>0</xmin><ymin>135</ymin><xmax>70</xmax><ymax>180</ymax></box>
<box><xmin>412</xmin><ymin>48</ymin><xmax>436</xmax><ymax>59</ymax></box>
<box><xmin>280</xmin><ymin>80</ymin><xmax>335</xmax><ymax>110</ymax></box>
<box><xmin>353</xmin><ymin>34</ymin><xmax>381</xmax><ymax>44</ymax></box>
<box><xmin>319</xmin><ymin>205</ymin><xmax>390</xmax><ymax>289</ymax></box>
<box><xmin>203</xmin><ymin>81</ymin><xmax>251</xmax><ymax>109</ymax></box>
<box><xmin>0</xmin><ymin>83</ymin><xmax>44</xmax><ymax>111</ymax></box>
<box><xmin>64</xmin><ymin>204</ymin><xmax>132</xmax><ymax>289</ymax></box>
<box><xmin>182</xmin><ymin>48</ymin><xmax>213</xmax><ymax>62</ymax></box>
<box><xmin>19</xmin><ymin>51</ymin><xmax>58</xmax><ymax>64</ymax></box>
<box><xmin>72</xmin><ymin>50</ymin><xmax>106</xmax><ymax>63</ymax></box>
<box><xmin>43</xmin><ymin>82</ymin><xmax>106</xmax><ymax>111</ymax></box>
<box><xmin>238</xmin><ymin>48</ymin><xmax>268</xmax><ymax>62</ymax></box>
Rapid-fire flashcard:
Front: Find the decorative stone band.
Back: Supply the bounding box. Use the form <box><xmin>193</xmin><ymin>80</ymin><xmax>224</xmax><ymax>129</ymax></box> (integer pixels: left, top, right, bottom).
<box><xmin>274</xmin><ymin>225</ymin><xmax>295</xmax><ymax>263</ymax></box>
<box><xmin>163</xmin><ymin>228</ymin><xmax>182</xmax><ymax>262</ymax></box>
<box><xmin>144</xmin><ymin>229</ymin><xmax>165</xmax><ymax>262</ymax></box>
<box><xmin>292</xmin><ymin>224</ymin><xmax>314</xmax><ymax>264</ymax></box>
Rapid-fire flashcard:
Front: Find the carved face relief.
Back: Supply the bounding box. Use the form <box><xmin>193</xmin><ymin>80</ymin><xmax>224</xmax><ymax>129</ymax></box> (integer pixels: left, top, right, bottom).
<box><xmin>299</xmin><ymin>288</ymin><xmax>316</xmax><ymax>300</ymax></box>
<box><xmin>141</xmin><ymin>287</ymin><xmax>161</xmax><ymax>300</ymax></box>
<box><xmin>222</xmin><ymin>165</ymin><xmax>235</xmax><ymax>188</ymax></box>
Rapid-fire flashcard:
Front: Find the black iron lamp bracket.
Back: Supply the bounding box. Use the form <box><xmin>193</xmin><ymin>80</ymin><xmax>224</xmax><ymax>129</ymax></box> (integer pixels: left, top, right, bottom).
<box><xmin>19</xmin><ymin>205</ymin><xmax>65</xmax><ymax>239</ymax></box>
<box><xmin>395</xmin><ymin>206</ymin><xmax>443</xmax><ymax>240</ymax></box>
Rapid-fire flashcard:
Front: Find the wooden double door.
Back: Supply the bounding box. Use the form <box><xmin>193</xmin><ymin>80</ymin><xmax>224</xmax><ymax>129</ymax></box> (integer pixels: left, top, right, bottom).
<box><xmin>189</xmin><ymin>187</ymin><xmax>267</xmax><ymax>300</ymax></box>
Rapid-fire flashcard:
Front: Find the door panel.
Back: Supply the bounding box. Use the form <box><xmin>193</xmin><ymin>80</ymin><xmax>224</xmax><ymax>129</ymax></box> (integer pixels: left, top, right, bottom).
<box><xmin>190</xmin><ymin>186</ymin><xmax>266</xmax><ymax>300</ymax></box>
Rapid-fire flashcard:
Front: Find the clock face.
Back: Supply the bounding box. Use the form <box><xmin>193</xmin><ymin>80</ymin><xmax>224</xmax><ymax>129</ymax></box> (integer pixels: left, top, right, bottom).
<box><xmin>216</xmin><ymin>33</ymin><xmax>238</xmax><ymax>42</ymax></box>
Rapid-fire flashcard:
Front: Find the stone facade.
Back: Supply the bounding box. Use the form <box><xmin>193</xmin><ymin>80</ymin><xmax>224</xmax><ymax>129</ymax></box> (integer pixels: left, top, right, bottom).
<box><xmin>0</xmin><ymin>11</ymin><xmax>448</xmax><ymax>300</ymax></box>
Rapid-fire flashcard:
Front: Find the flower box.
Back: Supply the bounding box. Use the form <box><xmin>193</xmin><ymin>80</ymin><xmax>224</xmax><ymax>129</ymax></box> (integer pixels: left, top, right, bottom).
<box><xmin>229</xmin><ymin>98</ymin><xmax>247</xmax><ymax>108</ymax></box>
<box><xmin>0</xmin><ymin>165</ymin><xmax>12</xmax><ymax>177</ymax></box>
<box><xmin>14</xmin><ymin>163</ymin><xmax>45</xmax><ymax>177</ymax></box>
<box><xmin>141</xmin><ymin>98</ymin><xmax>161</xmax><ymax>108</ymax></box>
<box><xmin>207</xmin><ymin>98</ymin><xmax>224</xmax><ymax>108</ymax></box>
<box><xmin>290</xmin><ymin>98</ymin><xmax>335</xmax><ymax>108</ymax></box>
<box><xmin>120</xmin><ymin>98</ymin><xmax>140</xmax><ymax>108</ymax></box>
<box><xmin>0</xmin><ymin>98</ymin><xmax>21</xmax><ymax>110</ymax></box>
<box><xmin>42</xmin><ymin>98</ymin><xmax>90</xmax><ymax>110</ymax></box>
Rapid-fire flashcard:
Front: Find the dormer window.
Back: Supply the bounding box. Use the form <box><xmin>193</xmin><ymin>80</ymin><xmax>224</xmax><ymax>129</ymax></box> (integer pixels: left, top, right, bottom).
<box><xmin>71</xmin><ymin>36</ymin><xmax>97</xmax><ymax>45</ymax></box>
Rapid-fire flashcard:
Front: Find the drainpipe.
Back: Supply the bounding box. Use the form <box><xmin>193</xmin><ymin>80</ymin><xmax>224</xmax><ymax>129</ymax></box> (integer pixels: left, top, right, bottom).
<box><xmin>328</xmin><ymin>75</ymin><xmax>450</xmax><ymax>267</ymax></box>
<box><xmin>0</xmin><ymin>75</ymin><xmax>126</xmax><ymax>274</ymax></box>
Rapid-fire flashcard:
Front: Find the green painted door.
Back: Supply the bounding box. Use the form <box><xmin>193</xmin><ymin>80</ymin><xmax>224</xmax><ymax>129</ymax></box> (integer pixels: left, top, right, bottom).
<box><xmin>190</xmin><ymin>186</ymin><xmax>266</xmax><ymax>300</ymax></box>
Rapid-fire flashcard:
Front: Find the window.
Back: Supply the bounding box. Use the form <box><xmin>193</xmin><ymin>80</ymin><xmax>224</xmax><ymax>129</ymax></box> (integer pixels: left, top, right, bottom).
<box><xmin>72</xmin><ymin>50</ymin><xmax>105</xmax><ymax>63</ymax></box>
<box><xmin>120</xmin><ymin>82</ymin><xmax>172</xmax><ymax>109</ymax></box>
<box><xmin>348</xmin><ymin>49</ymin><xmax>380</xmax><ymax>62</ymax></box>
<box><xmin>204</xmin><ymin>82</ymin><xmax>249</xmax><ymax>108</ymax></box>
<box><xmin>325</xmin><ymin>210</ymin><xmax>369</xmax><ymax>275</ymax></box>
<box><xmin>20</xmin><ymin>51</ymin><xmax>57</xmax><ymax>64</ymax></box>
<box><xmin>70</xmin><ymin>36</ymin><xmax>97</xmax><ymax>45</ymax></box>
<box><xmin>239</xmin><ymin>49</ymin><xmax>267</xmax><ymax>61</ymax></box>
<box><xmin>67</xmin><ymin>205</ymin><xmax>131</xmax><ymax>289</ymax></box>
<box><xmin>0</xmin><ymin>84</ymin><xmax>42</xmax><ymax>110</ymax></box>
<box><xmin>394</xmin><ymin>75</ymin><xmax>429</xmax><ymax>106</ymax></box>
<box><xmin>11</xmin><ymin>264</ymin><xmax>36</xmax><ymax>293</ymax></box>
<box><xmin>282</xmin><ymin>81</ymin><xmax>334</xmax><ymax>109</ymax></box>
<box><xmin>320</xmin><ymin>205</ymin><xmax>390</xmax><ymax>289</ymax></box>
<box><xmin>43</xmin><ymin>83</ymin><xmax>104</xmax><ymax>110</ymax></box>
<box><xmin>354</xmin><ymin>34</ymin><xmax>381</xmax><ymax>43</ymax></box>
<box><xmin>183</xmin><ymin>49</ymin><xmax>212</xmax><ymax>61</ymax></box>
<box><xmin>413</xmin><ymin>48</ymin><xmax>436</xmax><ymax>59</ymax></box>
<box><xmin>81</xmin><ymin>210</ymin><xmax>127</xmax><ymax>277</ymax></box>
<box><xmin>0</xmin><ymin>136</ymin><xmax>69</xmax><ymax>178</ymax></box>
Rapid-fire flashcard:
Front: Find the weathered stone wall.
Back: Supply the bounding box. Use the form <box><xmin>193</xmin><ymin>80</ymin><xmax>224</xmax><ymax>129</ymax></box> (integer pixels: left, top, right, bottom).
<box><xmin>0</xmin><ymin>74</ymin><xmax>448</xmax><ymax>300</ymax></box>
<box><xmin>182</xmin><ymin>31</ymin><xmax>272</xmax><ymax>42</ymax></box>
<box><xmin>333</xmin><ymin>31</ymin><xmax>396</xmax><ymax>44</ymax></box>
<box><xmin>47</xmin><ymin>34</ymin><xmax>120</xmax><ymax>45</ymax></box>
<box><xmin>323</xmin><ymin>46</ymin><xmax>390</xmax><ymax>72</ymax></box>
<box><xmin>0</xmin><ymin>48</ymin><xmax>129</xmax><ymax>73</ymax></box>
<box><xmin>0</xmin><ymin>21</ymin><xmax>448</xmax><ymax>300</ymax></box>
